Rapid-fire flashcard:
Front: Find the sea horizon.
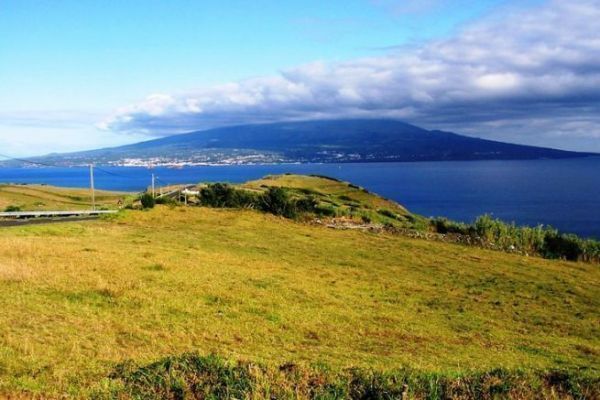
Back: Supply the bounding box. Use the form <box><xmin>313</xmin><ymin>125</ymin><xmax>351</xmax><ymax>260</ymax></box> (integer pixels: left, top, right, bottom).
<box><xmin>1</xmin><ymin>157</ymin><xmax>598</xmax><ymax>239</ymax></box>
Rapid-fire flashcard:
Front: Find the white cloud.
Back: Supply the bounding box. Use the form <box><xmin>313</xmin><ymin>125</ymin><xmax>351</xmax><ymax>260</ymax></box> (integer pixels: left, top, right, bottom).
<box><xmin>103</xmin><ymin>0</ymin><xmax>600</xmax><ymax>151</ymax></box>
<box><xmin>475</xmin><ymin>73</ymin><xmax>520</xmax><ymax>91</ymax></box>
<box><xmin>0</xmin><ymin>111</ymin><xmax>148</xmax><ymax>157</ymax></box>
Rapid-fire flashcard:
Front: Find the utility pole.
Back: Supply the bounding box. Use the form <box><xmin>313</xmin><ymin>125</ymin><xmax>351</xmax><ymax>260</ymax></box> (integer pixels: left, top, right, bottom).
<box><xmin>89</xmin><ymin>164</ymin><xmax>96</xmax><ymax>211</ymax></box>
<box><xmin>151</xmin><ymin>173</ymin><xmax>156</xmax><ymax>198</ymax></box>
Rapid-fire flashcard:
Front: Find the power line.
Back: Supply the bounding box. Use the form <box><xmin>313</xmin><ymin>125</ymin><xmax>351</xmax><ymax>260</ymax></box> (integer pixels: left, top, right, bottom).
<box><xmin>0</xmin><ymin>153</ymin><xmax>60</xmax><ymax>168</ymax></box>
<box><xmin>154</xmin><ymin>176</ymin><xmax>171</xmax><ymax>186</ymax></box>
<box><xmin>94</xmin><ymin>165</ymin><xmax>143</xmax><ymax>181</ymax></box>
<box><xmin>0</xmin><ymin>152</ymin><xmax>150</xmax><ymax>189</ymax></box>
<box><xmin>0</xmin><ymin>152</ymin><xmax>154</xmax><ymax>181</ymax></box>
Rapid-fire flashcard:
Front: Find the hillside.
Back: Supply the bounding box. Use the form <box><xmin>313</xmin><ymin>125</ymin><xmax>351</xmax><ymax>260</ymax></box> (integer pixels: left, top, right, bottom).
<box><xmin>20</xmin><ymin>119</ymin><xmax>596</xmax><ymax>166</ymax></box>
<box><xmin>240</xmin><ymin>173</ymin><xmax>416</xmax><ymax>225</ymax></box>
<box><xmin>0</xmin><ymin>184</ymin><xmax>129</xmax><ymax>211</ymax></box>
<box><xmin>0</xmin><ymin>179</ymin><xmax>597</xmax><ymax>398</ymax></box>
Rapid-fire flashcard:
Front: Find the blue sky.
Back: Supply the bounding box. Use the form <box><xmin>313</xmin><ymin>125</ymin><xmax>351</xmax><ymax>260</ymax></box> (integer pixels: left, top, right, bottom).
<box><xmin>1</xmin><ymin>0</ymin><xmax>598</xmax><ymax>156</ymax></box>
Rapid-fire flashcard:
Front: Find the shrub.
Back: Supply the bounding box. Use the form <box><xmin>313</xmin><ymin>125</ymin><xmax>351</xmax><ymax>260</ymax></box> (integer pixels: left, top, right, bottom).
<box><xmin>295</xmin><ymin>195</ymin><xmax>318</xmax><ymax>213</ymax></box>
<box><xmin>297</xmin><ymin>188</ymin><xmax>320</xmax><ymax>196</ymax></box>
<box><xmin>580</xmin><ymin>240</ymin><xmax>600</xmax><ymax>263</ymax></box>
<box><xmin>200</xmin><ymin>183</ymin><xmax>235</xmax><ymax>207</ymax></box>
<box><xmin>452</xmin><ymin>214</ymin><xmax>600</xmax><ymax>262</ymax></box>
<box><xmin>315</xmin><ymin>204</ymin><xmax>337</xmax><ymax>217</ymax></box>
<box><xmin>140</xmin><ymin>193</ymin><xmax>155</xmax><ymax>209</ymax></box>
<box><xmin>198</xmin><ymin>184</ymin><xmax>318</xmax><ymax>219</ymax></box>
<box><xmin>259</xmin><ymin>187</ymin><xmax>297</xmax><ymax>218</ymax></box>
<box><xmin>542</xmin><ymin>232</ymin><xmax>583</xmax><ymax>261</ymax></box>
<box><xmin>200</xmin><ymin>183</ymin><xmax>258</xmax><ymax>208</ymax></box>
<box><xmin>3</xmin><ymin>205</ymin><xmax>21</xmax><ymax>212</ymax></box>
<box><xmin>155</xmin><ymin>196</ymin><xmax>177</xmax><ymax>206</ymax></box>
<box><xmin>431</xmin><ymin>217</ymin><xmax>469</xmax><ymax>235</ymax></box>
<box><xmin>378</xmin><ymin>208</ymin><xmax>399</xmax><ymax>220</ymax></box>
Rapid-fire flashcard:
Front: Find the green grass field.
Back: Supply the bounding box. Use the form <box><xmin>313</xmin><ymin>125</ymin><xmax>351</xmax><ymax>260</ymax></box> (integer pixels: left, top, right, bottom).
<box><xmin>0</xmin><ymin>179</ymin><xmax>598</xmax><ymax>398</ymax></box>
<box><xmin>0</xmin><ymin>184</ymin><xmax>129</xmax><ymax>211</ymax></box>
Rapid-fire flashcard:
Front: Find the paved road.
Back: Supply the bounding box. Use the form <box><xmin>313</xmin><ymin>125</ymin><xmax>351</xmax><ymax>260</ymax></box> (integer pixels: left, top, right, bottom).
<box><xmin>0</xmin><ymin>216</ymin><xmax>102</xmax><ymax>227</ymax></box>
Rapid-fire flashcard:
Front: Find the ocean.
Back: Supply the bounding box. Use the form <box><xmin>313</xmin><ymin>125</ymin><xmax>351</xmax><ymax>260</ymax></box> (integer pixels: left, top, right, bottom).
<box><xmin>1</xmin><ymin>157</ymin><xmax>599</xmax><ymax>238</ymax></box>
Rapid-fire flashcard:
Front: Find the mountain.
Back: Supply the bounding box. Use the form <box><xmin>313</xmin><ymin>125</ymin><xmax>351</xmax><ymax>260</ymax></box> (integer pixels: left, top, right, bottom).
<box><xmin>24</xmin><ymin>119</ymin><xmax>598</xmax><ymax>166</ymax></box>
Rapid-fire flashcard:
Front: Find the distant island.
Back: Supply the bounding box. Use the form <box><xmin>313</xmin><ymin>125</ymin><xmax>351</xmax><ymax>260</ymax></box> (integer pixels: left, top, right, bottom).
<box><xmin>7</xmin><ymin>119</ymin><xmax>596</xmax><ymax>167</ymax></box>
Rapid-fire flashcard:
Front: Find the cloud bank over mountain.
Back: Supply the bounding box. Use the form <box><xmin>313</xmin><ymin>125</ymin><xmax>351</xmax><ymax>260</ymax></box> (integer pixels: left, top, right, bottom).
<box><xmin>103</xmin><ymin>0</ymin><xmax>600</xmax><ymax>150</ymax></box>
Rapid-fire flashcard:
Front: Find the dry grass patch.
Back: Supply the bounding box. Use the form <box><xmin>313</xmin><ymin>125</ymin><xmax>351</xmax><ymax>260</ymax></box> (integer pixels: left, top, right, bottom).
<box><xmin>0</xmin><ymin>261</ymin><xmax>34</xmax><ymax>282</ymax></box>
<box><xmin>0</xmin><ymin>184</ymin><xmax>130</xmax><ymax>211</ymax></box>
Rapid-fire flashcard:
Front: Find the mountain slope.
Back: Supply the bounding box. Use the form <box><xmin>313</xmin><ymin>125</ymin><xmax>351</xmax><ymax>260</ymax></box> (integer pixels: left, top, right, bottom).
<box><xmin>33</xmin><ymin>119</ymin><xmax>596</xmax><ymax>166</ymax></box>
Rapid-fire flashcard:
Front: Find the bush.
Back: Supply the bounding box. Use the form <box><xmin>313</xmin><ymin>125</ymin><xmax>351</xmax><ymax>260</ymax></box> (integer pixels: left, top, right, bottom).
<box><xmin>155</xmin><ymin>196</ymin><xmax>177</xmax><ymax>206</ymax></box>
<box><xmin>431</xmin><ymin>217</ymin><xmax>469</xmax><ymax>235</ymax></box>
<box><xmin>200</xmin><ymin>183</ymin><xmax>235</xmax><ymax>207</ymax></box>
<box><xmin>542</xmin><ymin>232</ymin><xmax>583</xmax><ymax>261</ymax></box>
<box><xmin>580</xmin><ymin>240</ymin><xmax>600</xmax><ymax>263</ymax></box>
<box><xmin>200</xmin><ymin>183</ymin><xmax>258</xmax><ymax>208</ymax></box>
<box><xmin>445</xmin><ymin>214</ymin><xmax>600</xmax><ymax>262</ymax></box>
<box><xmin>140</xmin><ymin>193</ymin><xmax>155</xmax><ymax>209</ymax></box>
<box><xmin>315</xmin><ymin>204</ymin><xmax>337</xmax><ymax>217</ymax></box>
<box><xmin>295</xmin><ymin>195</ymin><xmax>318</xmax><ymax>213</ymax></box>
<box><xmin>3</xmin><ymin>205</ymin><xmax>21</xmax><ymax>212</ymax></box>
<box><xmin>199</xmin><ymin>184</ymin><xmax>318</xmax><ymax>220</ymax></box>
<box><xmin>259</xmin><ymin>187</ymin><xmax>297</xmax><ymax>218</ymax></box>
<box><xmin>378</xmin><ymin>209</ymin><xmax>399</xmax><ymax>220</ymax></box>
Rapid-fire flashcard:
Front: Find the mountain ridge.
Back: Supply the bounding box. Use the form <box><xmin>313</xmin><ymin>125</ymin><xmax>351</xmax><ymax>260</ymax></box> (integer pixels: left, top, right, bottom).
<box><xmin>15</xmin><ymin>119</ymin><xmax>597</xmax><ymax>166</ymax></box>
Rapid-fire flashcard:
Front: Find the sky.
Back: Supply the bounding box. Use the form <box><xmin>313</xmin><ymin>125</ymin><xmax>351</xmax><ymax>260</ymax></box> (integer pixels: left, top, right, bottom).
<box><xmin>1</xmin><ymin>0</ymin><xmax>599</xmax><ymax>156</ymax></box>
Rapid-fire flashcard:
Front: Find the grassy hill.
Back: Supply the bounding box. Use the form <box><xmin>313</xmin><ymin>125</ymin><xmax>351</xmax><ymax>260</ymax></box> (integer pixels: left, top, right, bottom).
<box><xmin>242</xmin><ymin>174</ymin><xmax>409</xmax><ymax>213</ymax></box>
<box><xmin>0</xmin><ymin>184</ymin><xmax>129</xmax><ymax>211</ymax></box>
<box><xmin>0</xmin><ymin>178</ymin><xmax>597</xmax><ymax>398</ymax></box>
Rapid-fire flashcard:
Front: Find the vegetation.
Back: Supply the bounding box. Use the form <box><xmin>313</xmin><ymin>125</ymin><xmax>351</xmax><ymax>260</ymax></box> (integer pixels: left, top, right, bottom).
<box><xmin>3</xmin><ymin>178</ymin><xmax>595</xmax><ymax>265</ymax></box>
<box><xmin>0</xmin><ymin>176</ymin><xmax>597</xmax><ymax>397</ymax></box>
<box><xmin>0</xmin><ymin>204</ymin><xmax>597</xmax><ymax>397</ymax></box>
<box><xmin>431</xmin><ymin>215</ymin><xmax>600</xmax><ymax>263</ymax></box>
<box><xmin>240</xmin><ymin>174</ymin><xmax>417</xmax><ymax>227</ymax></box>
<box><xmin>140</xmin><ymin>192</ymin><xmax>156</xmax><ymax>209</ymax></box>
<box><xmin>199</xmin><ymin>182</ymin><xmax>258</xmax><ymax>209</ymax></box>
<box><xmin>155</xmin><ymin>195</ymin><xmax>178</xmax><ymax>206</ymax></box>
<box><xmin>197</xmin><ymin>175</ymin><xmax>600</xmax><ymax>263</ymax></box>
<box><xmin>101</xmin><ymin>353</ymin><xmax>599</xmax><ymax>399</ymax></box>
<box><xmin>199</xmin><ymin>183</ymin><xmax>318</xmax><ymax>219</ymax></box>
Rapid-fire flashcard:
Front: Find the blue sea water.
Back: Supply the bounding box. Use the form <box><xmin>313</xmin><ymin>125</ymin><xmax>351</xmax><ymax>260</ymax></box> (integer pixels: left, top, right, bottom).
<box><xmin>0</xmin><ymin>157</ymin><xmax>599</xmax><ymax>238</ymax></box>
